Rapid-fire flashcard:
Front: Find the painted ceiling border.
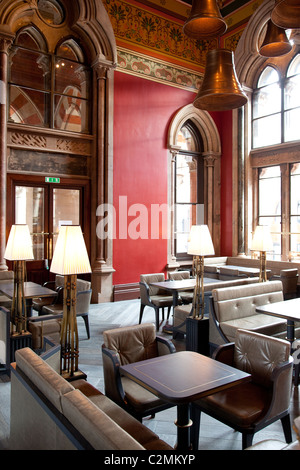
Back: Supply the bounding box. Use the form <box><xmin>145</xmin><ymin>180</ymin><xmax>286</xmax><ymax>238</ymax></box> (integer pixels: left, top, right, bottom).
<box><xmin>116</xmin><ymin>46</ymin><xmax>202</xmax><ymax>92</ymax></box>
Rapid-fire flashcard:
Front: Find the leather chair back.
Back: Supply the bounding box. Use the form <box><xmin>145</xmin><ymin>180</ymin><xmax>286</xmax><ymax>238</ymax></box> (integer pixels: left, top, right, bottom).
<box><xmin>103</xmin><ymin>323</ymin><xmax>158</xmax><ymax>365</ymax></box>
<box><xmin>168</xmin><ymin>271</ymin><xmax>190</xmax><ymax>280</ymax></box>
<box><xmin>234</xmin><ymin>329</ymin><xmax>291</xmax><ymax>389</ymax></box>
<box><xmin>140</xmin><ymin>273</ymin><xmax>165</xmax><ymax>296</ymax></box>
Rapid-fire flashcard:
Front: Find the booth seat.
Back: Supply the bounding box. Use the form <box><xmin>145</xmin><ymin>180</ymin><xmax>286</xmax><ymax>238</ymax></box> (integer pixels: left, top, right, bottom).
<box><xmin>9</xmin><ymin>347</ymin><xmax>173</xmax><ymax>451</ymax></box>
<box><xmin>209</xmin><ymin>280</ymin><xmax>300</xmax><ymax>350</ymax></box>
<box><xmin>173</xmin><ymin>276</ymin><xmax>259</xmax><ymax>338</ymax></box>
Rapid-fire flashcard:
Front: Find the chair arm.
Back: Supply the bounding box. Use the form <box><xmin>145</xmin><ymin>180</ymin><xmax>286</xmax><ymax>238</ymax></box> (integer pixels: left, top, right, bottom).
<box><xmin>209</xmin><ymin>296</ymin><xmax>230</xmax><ymax>344</ymax></box>
<box><xmin>139</xmin><ymin>282</ymin><xmax>153</xmax><ymax>306</ymax></box>
<box><xmin>29</xmin><ymin>313</ymin><xmax>63</xmax><ymax>322</ymax></box>
<box><xmin>156</xmin><ymin>336</ymin><xmax>176</xmax><ymax>356</ymax></box>
<box><xmin>212</xmin><ymin>342</ymin><xmax>235</xmax><ymax>366</ymax></box>
<box><xmin>76</xmin><ymin>289</ymin><xmax>92</xmax><ymax>314</ymax></box>
<box><xmin>263</xmin><ymin>357</ymin><xmax>294</xmax><ymax>423</ymax></box>
<box><xmin>101</xmin><ymin>345</ymin><xmax>125</xmax><ymax>406</ymax></box>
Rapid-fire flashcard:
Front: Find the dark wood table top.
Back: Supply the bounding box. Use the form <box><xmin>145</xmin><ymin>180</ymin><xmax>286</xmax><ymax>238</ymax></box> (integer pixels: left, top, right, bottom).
<box><xmin>0</xmin><ymin>281</ymin><xmax>57</xmax><ymax>300</ymax></box>
<box><xmin>149</xmin><ymin>277</ymin><xmax>226</xmax><ymax>292</ymax></box>
<box><xmin>256</xmin><ymin>298</ymin><xmax>300</xmax><ymax>322</ymax></box>
<box><xmin>120</xmin><ymin>351</ymin><xmax>251</xmax><ymax>404</ymax></box>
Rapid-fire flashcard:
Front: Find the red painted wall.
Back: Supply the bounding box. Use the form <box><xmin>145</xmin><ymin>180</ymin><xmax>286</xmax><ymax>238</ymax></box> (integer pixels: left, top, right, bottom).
<box><xmin>113</xmin><ymin>72</ymin><xmax>193</xmax><ymax>285</ymax></box>
<box><xmin>211</xmin><ymin>110</ymin><xmax>233</xmax><ymax>256</ymax></box>
<box><xmin>113</xmin><ymin>73</ymin><xmax>234</xmax><ymax>285</ymax></box>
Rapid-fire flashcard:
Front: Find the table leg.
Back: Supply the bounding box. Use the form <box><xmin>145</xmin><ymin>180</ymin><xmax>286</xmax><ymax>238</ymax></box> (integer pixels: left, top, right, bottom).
<box><xmin>285</xmin><ymin>320</ymin><xmax>299</xmax><ymax>386</ymax></box>
<box><xmin>286</xmin><ymin>319</ymin><xmax>295</xmax><ymax>347</ymax></box>
<box><xmin>175</xmin><ymin>403</ymin><xmax>192</xmax><ymax>451</ymax></box>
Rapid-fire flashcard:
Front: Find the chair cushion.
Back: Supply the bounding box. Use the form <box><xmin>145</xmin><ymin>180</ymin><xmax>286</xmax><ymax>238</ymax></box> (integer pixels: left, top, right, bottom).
<box><xmin>197</xmin><ymin>381</ymin><xmax>272</xmax><ymax>428</ymax></box>
<box><xmin>150</xmin><ymin>295</ymin><xmax>173</xmax><ymax>307</ymax></box>
<box><xmin>103</xmin><ymin>323</ymin><xmax>158</xmax><ymax>365</ymax></box>
<box><xmin>121</xmin><ymin>376</ymin><xmax>168</xmax><ymax>413</ymax></box>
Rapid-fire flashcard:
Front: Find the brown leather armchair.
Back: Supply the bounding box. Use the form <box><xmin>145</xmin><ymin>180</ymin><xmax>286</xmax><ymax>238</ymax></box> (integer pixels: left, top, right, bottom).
<box><xmin>139</xmin><ymin>273</ymin><xmax>174</xmax><ymax>330</ymax></box>
<box><xmin>40</xmin><ymin>278</ymin><xmax>91</xmax><ymax>339</ymax></box>
<box><xmin>32</xmin><ymin>274</ymin><xmax>64</xmax><ymax>314</ymax></box>
<box><xmin>190</xmin><ymin>329</ymin><xmax>293</xmax><ymax>450</ymax></box>
<box><xmin>102</xmin><ymin>322</ymin><xmax>176</xmax><ymax>421</ymax></box>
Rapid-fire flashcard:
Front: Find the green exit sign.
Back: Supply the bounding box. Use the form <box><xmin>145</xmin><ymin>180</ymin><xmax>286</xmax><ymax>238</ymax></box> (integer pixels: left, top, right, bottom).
<box><xmin>45</xmin><ymin>177</ymin><xmax>60</xmax><ymax>183</ymax></box>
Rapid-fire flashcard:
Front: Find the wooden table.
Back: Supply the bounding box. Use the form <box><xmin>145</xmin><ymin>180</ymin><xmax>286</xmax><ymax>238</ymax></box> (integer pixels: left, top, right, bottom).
<box><xmin>149</xmin><ymin>277</ymin><xmax>226</xmax><ymax>307</ymax></box>
<box><xmin>120</xmin><ymin>350</ymin><xmax>250</xmax><ymax>451</ymax></box>
<box><xmin>256</xmin><ymin>298</ymin><xmax>300</xmax><ymax>347</ymax></box>
<box><xmin>0</xmin><ymin>281</ymin><xmax>57</xmax><ymax>317</ymax></box>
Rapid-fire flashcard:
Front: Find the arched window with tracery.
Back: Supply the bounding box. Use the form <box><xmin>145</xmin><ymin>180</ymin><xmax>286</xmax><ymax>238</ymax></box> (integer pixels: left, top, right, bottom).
<box><xmin>251</xmin><ymin>50</ymin><xmax>300</xmax><ymax>260</ymax></box>
<box><xmin>174</xmin><ymin>120</ymin><xmax>204</xmax><ymax>258</ymax></box>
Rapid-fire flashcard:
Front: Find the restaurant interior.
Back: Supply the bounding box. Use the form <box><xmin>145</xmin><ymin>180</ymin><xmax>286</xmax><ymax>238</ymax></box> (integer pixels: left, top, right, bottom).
<box><xmin>1</xmin><ymin>0</ymin><xmax>300</xmax><ymax>453</ymax></box>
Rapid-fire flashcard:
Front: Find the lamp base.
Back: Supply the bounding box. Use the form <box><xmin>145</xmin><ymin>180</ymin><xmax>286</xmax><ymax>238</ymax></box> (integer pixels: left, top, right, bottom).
<box><xmin>186</xmin><ymin>317</ymin><xmax>209</xmax><ymax>355</ymax></box>
<box><xmin>10</xmin><ymin>331</ymin><xmax>32</xmax><ymax>362</ymax></box>
<box><xmin>61</xmin><ymin>368</ymin><xmax>87</xmax><ymax>382</ymax></box>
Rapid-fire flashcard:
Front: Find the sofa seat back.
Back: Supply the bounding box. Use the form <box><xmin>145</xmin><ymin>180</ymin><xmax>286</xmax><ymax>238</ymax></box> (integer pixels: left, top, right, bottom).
<box><xmin>212</xmin><ymin>281</ymin><xmax>284</xmax><ymax>324</ymax></box>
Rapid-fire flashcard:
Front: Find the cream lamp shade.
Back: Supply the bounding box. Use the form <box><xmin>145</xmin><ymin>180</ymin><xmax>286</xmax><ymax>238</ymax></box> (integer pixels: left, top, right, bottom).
<box><xmin>251</xmin><ymin>225</ymin><xmax>273</xmax><ymax>252</ymax></box>
<box><xmin>50</xmin><ymin>225</ymin><xmax>91</xmax><ymax>275</ymax></box>
<box><xmin>187</xmin><ymin>225</ymin><xmax>215</xmax><ymax>256</ymax></box>
<box><xmin>4</xmin><ymin>224</ymin><xmax>34</xmax><ymax>261</ymax></box>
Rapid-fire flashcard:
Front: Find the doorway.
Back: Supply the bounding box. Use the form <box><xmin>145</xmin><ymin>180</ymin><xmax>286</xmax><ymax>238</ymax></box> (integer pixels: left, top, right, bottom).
<box><xmin>6</xmin><ymin>174</ymin><xmax>90</xmax><ymax>284</ymax></box>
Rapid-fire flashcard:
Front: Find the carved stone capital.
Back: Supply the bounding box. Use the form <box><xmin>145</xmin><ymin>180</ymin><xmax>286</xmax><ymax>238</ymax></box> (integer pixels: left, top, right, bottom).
<box><xmin>0</xmin><ymin>34</ymin><xmax>14</xmax><ymax>54</ymax></box>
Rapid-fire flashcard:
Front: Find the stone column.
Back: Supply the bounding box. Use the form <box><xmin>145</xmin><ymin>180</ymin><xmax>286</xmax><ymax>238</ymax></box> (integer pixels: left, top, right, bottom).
<box><xmin>91</xmin><ymin>60</ymin><xmax>115</xmax><ymax>302</ymax></box>
<box><xmin>0</xmin><ymin>34</ymin><xmax>13</xmax><ymax>271</ymax></box>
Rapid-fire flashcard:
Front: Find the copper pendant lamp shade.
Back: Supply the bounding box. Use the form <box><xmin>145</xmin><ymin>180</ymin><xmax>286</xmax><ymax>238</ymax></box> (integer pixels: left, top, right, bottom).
<box><xmin>271</xmin><ymin>0</ymin><xmax>300</xmax><ymax>30</ymax></box>
<box><xmin>259</xmin><ymin>20</ymin><xmax>292</xmax><ymax>57</ymax></box>
<box><xmin>183</xmin><ymin>0</ymin><xmax>227</xmax><ymax>39</ymax></box>
<box><xmin>193</xmin><ymin>49</ymin><xmax>248</xmax><ymax>111</ymax></box>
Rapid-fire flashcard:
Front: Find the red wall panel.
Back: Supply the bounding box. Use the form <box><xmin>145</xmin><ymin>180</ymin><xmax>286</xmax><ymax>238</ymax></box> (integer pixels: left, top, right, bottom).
<box><xmin>113</xmin><ymin>72</ymin><xmax>193</xmax><ymax>285</ymax></box>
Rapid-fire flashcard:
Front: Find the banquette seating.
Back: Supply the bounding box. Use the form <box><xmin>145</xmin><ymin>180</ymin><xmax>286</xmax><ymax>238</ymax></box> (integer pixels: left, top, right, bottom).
<box><xmin>172</xmin><ymin>277</ymin><xmax>260</xmax><ymax>339</ymax></box>
<box><xmin>10</xmin><ymin>347</ymin><xmax>173</xmax><ymax>450</ymax></box>
<box><xmin>191</xmin><ymin>329</ymin><xmax>294</xmax><ymax>450</ymax></box>
<box><xmin>101</xmin><ymin>323</ymin><xmax>176</xmax><ymax>421</ymax></box>
<box><xmin>208</xmin><ymin>280</ymin><xmax>298</xmax><ymax>351</ymax></box>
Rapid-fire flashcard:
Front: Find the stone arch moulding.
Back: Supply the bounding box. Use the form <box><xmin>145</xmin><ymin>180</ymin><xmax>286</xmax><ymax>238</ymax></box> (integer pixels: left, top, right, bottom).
<box><xmin>167</xmin><ymin>104</ymin><xmax>222</xmax><ymax>271</ymax></box>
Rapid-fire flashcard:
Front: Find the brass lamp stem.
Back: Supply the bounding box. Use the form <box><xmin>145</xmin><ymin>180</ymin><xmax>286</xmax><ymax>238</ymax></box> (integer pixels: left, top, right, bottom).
<box><xmin>192</xmin><ymin>255</ymin><xmax>205</xmax><ymax>319</ymax></box>
<box><xmin>60</xmin><ymin>274</ymin><xmax>78</xmax><ymax>378</ymax></box>
<box><xmin>11</xmin><ymin>260</ymin><xmax>27</xmax><ymax>335</ymax></box>
<box><xmin>259</xmin><ymin>251</ymin><xmax>267</xmax><ymax>282</ymax></box>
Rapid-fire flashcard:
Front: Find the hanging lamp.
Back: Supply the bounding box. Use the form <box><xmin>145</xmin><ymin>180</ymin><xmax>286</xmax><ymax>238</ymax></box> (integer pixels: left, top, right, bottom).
<box><xmin>271</xmin><ymin>0</ymin><xmax>300</xmax><ymax>30</ymax></box>
<box><xmin>183</xmin><ymin>0</ymin><xmax>227</xmax><ymax>39</ymax></box>
<box><xmin>193</xmin><ymin>49</ymin><xmax>248</xmax><ymax>111</ymax></box>
<box><xmin>259</xmin><ymin>20</ymin><xmax>292</xmax><ymax>57</ymax></box>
